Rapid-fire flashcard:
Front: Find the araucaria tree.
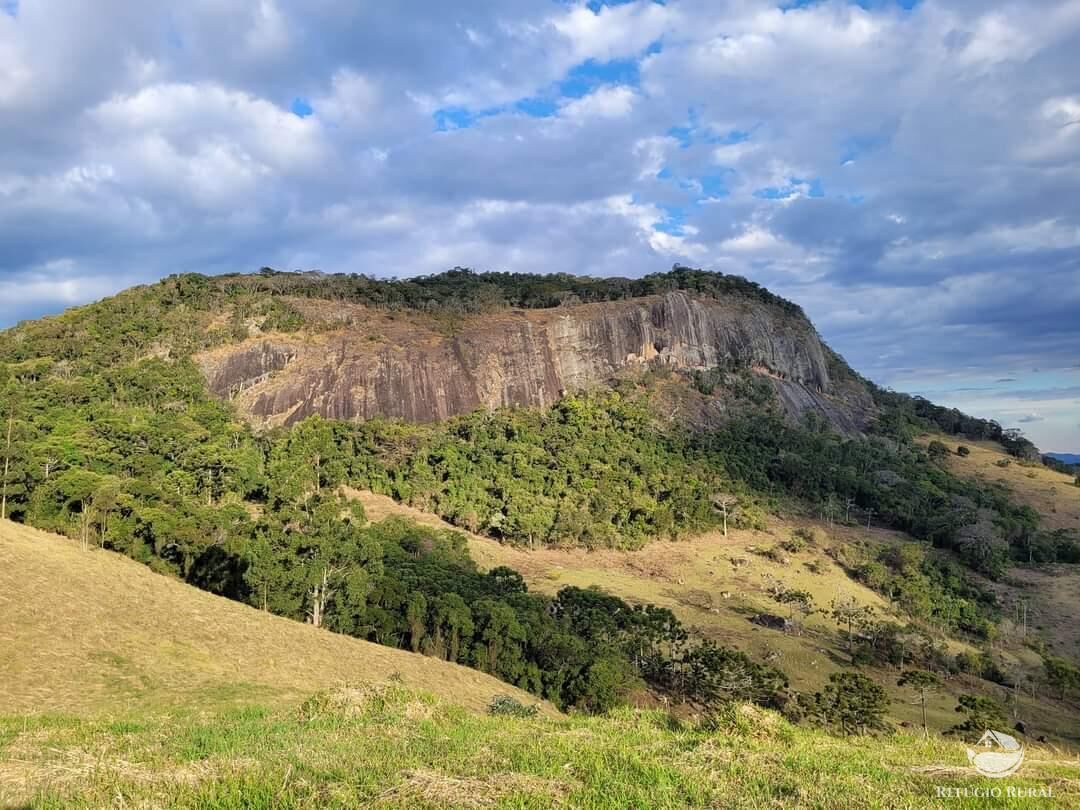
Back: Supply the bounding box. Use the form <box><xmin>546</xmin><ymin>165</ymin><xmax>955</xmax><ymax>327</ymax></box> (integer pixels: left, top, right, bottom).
<box><xmin>898</xmin><ymin>670</ymin><xmax>943</xmax><ymax>737</ymax></box>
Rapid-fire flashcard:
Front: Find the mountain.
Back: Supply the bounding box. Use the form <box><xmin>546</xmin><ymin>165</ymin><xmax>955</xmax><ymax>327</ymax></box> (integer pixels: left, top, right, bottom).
<box><xmin>1048</xmin><ymin>452</ymin><xmax>1080</xmax><ymax>465</ymax></box>
<box><xmin>2</xmin><ymin>265</ymin><xmax>1079</xmax><ymax>747</ymax></box>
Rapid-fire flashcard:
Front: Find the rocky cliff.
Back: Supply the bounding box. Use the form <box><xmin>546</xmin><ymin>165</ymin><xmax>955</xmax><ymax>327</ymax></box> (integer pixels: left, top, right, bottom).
<box><xmin>195</xmin><ymin>291</ymin><xmax>874</xmax><ymax>431</ymax></box>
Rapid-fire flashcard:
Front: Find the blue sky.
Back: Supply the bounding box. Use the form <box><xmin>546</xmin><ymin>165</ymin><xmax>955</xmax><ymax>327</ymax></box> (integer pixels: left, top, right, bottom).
<box><xmin>0</xmin><ymin>0</ymin><xmax>1078</xmax><ymax>450</ymax></box>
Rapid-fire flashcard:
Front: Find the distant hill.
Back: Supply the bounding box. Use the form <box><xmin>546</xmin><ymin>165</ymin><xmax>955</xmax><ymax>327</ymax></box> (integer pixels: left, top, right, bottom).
<box><xmin>0</xmin><ymin>519</ymin><xmax>547</xmax><ymax>717</ymax></box>
<box><xmin>1048</xmin><ymin>452</ymin><xmax>1080</xmax><ymax>465</ymax></box>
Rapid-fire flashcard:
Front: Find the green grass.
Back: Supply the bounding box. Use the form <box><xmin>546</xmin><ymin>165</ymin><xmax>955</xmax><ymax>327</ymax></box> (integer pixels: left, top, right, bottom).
<box><xmin>3</xmin><ymin>684</ymin><xmax>1078</xmax><ymax>808</ymax></box>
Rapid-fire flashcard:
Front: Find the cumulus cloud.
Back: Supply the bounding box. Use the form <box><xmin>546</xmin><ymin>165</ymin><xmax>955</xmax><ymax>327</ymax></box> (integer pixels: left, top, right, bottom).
<box><xmin>1</xmin><ymin>0</ymin><xmax>1079</xmax><ymax>449</ymax></box>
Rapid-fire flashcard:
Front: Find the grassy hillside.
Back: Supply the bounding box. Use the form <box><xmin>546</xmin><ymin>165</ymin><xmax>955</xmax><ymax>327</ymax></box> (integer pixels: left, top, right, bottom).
<box><xmin>5</xmin><ymin>685</ymin><xmax>1080</xmax><ymax>807</ymax></box>
<box><xmin>928</xmin><ymin>437</ymin><xmax>1080</xmax><ymax>533</ymax></box>
<box><xmin>3</xmin><ymin>519</ymin><xmax>1079</xmax><ymax>807</ymax></box>
<box><xmin>0</xmin><ymin>520</ymin><xmax>547</xmax><ymax>717</ymax></box>
<box><xmin>919</xmin><ymin>436</ymin><xmax>1080</xmax><ymax>663</ymax></box>
<box><xmin>354</xmin><ymin>489</ymin><xmax>1080</xmax><ymax>742</ymax></box>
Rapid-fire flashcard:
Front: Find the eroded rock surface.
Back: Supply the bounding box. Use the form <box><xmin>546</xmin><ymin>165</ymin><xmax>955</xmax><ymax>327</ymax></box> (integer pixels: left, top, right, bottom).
<box><xmin>196</xmin><ymin>292</ymin><xmax>873</xmax><ymax>430</ymax></box>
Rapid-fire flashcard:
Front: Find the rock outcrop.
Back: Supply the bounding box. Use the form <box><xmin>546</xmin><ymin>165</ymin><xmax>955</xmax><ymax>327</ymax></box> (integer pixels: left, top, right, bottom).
<box><xmin>196</xmin><ymin>291</ymin><xmax>874</xmax><ymax>430</ymax></box>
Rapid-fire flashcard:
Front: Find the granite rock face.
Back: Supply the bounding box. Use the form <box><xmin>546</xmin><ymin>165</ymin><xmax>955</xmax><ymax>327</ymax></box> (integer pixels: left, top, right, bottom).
<box><xmin>196</xmin><ymin>292</ymin><xmax>873</xmax><ymax>430</ymax></box>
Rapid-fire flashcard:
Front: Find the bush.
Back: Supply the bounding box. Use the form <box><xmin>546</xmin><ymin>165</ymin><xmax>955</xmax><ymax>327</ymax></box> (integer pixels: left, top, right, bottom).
<box><xmin>758</xmin><ymin>546</ymin><xmax>790</xmax><ymax>564</ymax></box>
<box><xmin>488</xmin><ymin>695</ymin><xmax>539</xmax><ymax>718</ymax></box>
<box><xmin>956</xmin><ymin>445</ymin><xmax>971</xmax><ymax>457</ymax></box>
<box><xmin>782</xmin><ymin>528</ymin><xmax>816</xmax><ymax>553</ymax></box>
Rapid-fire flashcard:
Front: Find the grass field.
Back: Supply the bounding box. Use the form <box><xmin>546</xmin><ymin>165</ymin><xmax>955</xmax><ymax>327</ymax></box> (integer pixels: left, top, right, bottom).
<box><xmin>926</xmin><ymin>437</ymin><xmax>1080</xmax><ymax>533</ymax></box>
<box><xmin>4</xmin><ymin>684</ymin><xmax>1079</xmax><ymax>808</ymax></box>
<box><xmin>917</xmin><ymin>436</ymin><xmax>1080</xmax><ymax>663</ymax></box>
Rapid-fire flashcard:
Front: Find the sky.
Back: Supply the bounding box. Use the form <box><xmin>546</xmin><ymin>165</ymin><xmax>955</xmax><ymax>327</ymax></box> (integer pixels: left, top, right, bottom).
<box><xmin>0</xmin><ymin>0</ymin><xmax>1078</xmax><ymax>451</ymax></box>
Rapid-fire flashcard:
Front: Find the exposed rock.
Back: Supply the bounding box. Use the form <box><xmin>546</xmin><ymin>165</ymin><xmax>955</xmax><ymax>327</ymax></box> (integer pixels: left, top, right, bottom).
<box><xmin>195</xmin><ymin>291</ymin><xmax>874</xmax><ymax>430</ymax></box>
<box><xmin>751</xmin><ymin>613</ymin><xmax>792</xmax><ymax>631</ymax></box>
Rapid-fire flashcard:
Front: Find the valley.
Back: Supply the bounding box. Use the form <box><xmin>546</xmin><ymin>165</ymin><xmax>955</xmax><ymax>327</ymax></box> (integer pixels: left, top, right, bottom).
<box><xmin>354</xmin><ymin>487</ymin><xmax>1080</xmax><ymax>741</ymax></box>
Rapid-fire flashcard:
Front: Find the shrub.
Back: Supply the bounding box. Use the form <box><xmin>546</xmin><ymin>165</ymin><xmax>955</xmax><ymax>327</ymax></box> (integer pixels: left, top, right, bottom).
<box><xmin>956</xmin><ymin>445</ymin><xmax>971</xmax><ymax>457</ymax></box>
<box><xmin>759</xmin><ymin>546</ymin><xmax>790</xmax><ymax>564</ymax></box>
<box><xmin>782</xmin><ymin>528</ymin><xmax>816</xmax><ymax>553</ymax></box>
<box><xmin>488</xmin><ymin>695</ymin><xmax>539</xmax><ymax>718</ymax></box>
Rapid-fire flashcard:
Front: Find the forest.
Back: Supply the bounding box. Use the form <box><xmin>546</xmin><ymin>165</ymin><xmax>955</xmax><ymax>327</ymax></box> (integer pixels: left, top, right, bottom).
<box><xmin>0</xmin><ymin>267</ymin><xmax>1074</xmax><ymax>715</ymax></box>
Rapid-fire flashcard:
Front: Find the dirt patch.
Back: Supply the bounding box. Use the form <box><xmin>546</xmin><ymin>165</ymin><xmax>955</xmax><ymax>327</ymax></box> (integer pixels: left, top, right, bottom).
<box><xmin>372</xmin><ymin>768</ymin><xmax>573</xmax><ymax>808</ymax></box>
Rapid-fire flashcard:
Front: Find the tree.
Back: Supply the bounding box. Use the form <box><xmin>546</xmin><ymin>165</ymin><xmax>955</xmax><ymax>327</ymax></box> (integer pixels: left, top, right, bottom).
<box><xmin>711</xmin><ymin>493</ymin><xmax>738</xmax><ymax>537</ymax></box>
<box><xmin>927</xmin><ymin>440</ymin><xmax>949</xmax><ymax>461</ymax></box>
<box><xmin>810</xmin><ymin>672</ymin><xmax>889</xmax><ymax>735</ymax></box>
<box><xmin>1</xmin><ymin>398</ymin><xmax>15</xmax><ymax>520</ymax></box>
<box><xmin>434</xmin><ymin>593</ymin><xmax>474</xmax><ymax>663</ymax></box>
<box><xmin>679</xmin><ymin>642</ymin><xmax>787</xmax><ymax>709</ymax></box>
<box><xmin>406</xmin><ymin>591</ymin><xmax>428</xmax><ymax>653</ymax></box>
<box><xmin>898</xmin><ymin>670</ymin><xmax>943</xmax><ymax>737</ymax></box>
<box><xmin>950</xmin><ymin>694</ymin><xmax>1007</xmax><ymax>739</ymax></box>
<box><xmin>1044</xmin><ymin>656</ymin><xmax>1080</xmax><ymax>701</ymax></box>
<box><xmin>830</xmin><ymin>596</ymin><xmax>874</xmax><ymax>653</ymax></box>
<box><xmin>774</xmin><ymin>588</ymin><xmax>814</xmax><ymax>626</ymax></box>
<box><xmin>474</xmin><ymin>599</ymin><xmax>526</xmax><ymax>679</ymax></box>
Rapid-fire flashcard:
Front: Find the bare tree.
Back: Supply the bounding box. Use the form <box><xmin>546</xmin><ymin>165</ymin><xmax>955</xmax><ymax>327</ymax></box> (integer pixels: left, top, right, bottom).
<box><xmin>42</xmin><ymin>455</ymin><xmax>60</xmax><ymax>480</ymax></box>
<box><xmin>307</xmin><ymin>563</ymin><xmax>344</xmax><ymax>628</ymax></box>
<box><xmin>1</xmin><ymin>403</ymin><xmax>14</xmax><ymax>521</ymax></box>
<box><xmin>712</xmin><ymin>493</ymin><xmax>738</xmax><ymax>538</ymax></box>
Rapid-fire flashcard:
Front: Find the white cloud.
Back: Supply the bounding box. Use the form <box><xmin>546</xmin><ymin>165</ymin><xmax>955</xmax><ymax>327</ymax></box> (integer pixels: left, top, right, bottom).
<box><xmin>560</xmin><ymin>85</ymin><xmax>637</xmax><ymax>122</ymax></box>
<box><xmin>551</xmin><ymin>1</ymin><xmax>672</xmax><ymax>65</ymax></box>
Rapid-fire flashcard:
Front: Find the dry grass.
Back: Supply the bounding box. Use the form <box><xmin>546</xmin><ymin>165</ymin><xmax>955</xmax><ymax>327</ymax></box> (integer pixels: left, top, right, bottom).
<box><xmin>0</xmin><ymin>519</ymin><xmax>551</xmax><ymax>718</ymax></box>
<box><xmin>350</xmin><ymin>493</ymin><xmax>963</xmax><ymax>731</ymax></box>
<box><xmin>924</xmin><ymin>436</ymin><xmax>1080</xmax><ymax>532</ymax></box>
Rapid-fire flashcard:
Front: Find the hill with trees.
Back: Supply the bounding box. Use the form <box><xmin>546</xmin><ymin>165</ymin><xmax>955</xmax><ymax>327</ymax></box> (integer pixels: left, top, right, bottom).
<box><xmin>2</xmin><ymin>266</ymin><xmax>1078</xmax><ymax>755</ymax></box>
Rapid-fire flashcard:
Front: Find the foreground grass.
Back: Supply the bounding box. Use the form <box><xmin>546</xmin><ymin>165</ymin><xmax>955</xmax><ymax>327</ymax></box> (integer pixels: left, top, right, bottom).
<box><xmin>2</xmin><ymin>685</ymin><xmax>1078</xmax><ymax>809</ymax></box>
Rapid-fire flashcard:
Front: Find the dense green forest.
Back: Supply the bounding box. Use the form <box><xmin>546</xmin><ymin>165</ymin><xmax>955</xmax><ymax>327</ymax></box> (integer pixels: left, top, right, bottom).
<box><xmin>0</xmin><ymin>267</ymin><xmax>1071</xmax><ymax>713</ymax></box>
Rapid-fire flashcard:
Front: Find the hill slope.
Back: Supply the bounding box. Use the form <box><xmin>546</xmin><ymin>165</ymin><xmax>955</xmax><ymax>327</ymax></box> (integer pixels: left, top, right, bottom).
<box><xmin>919</xmin><ymin>436</ymin><xmax>1080</xmax><ymax>661</ymax></box>
<box><xmin>0</xmin><ymin>520</ymin><xmax>547</xmax><ymax>717</ymax></box>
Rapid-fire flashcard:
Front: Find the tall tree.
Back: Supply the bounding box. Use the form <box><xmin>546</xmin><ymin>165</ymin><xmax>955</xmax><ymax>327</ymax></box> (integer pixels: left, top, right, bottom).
<box><xmin>898</xmin><ymin>670</ymin><xmax>943</xmax><ymax>737</ymax></box>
